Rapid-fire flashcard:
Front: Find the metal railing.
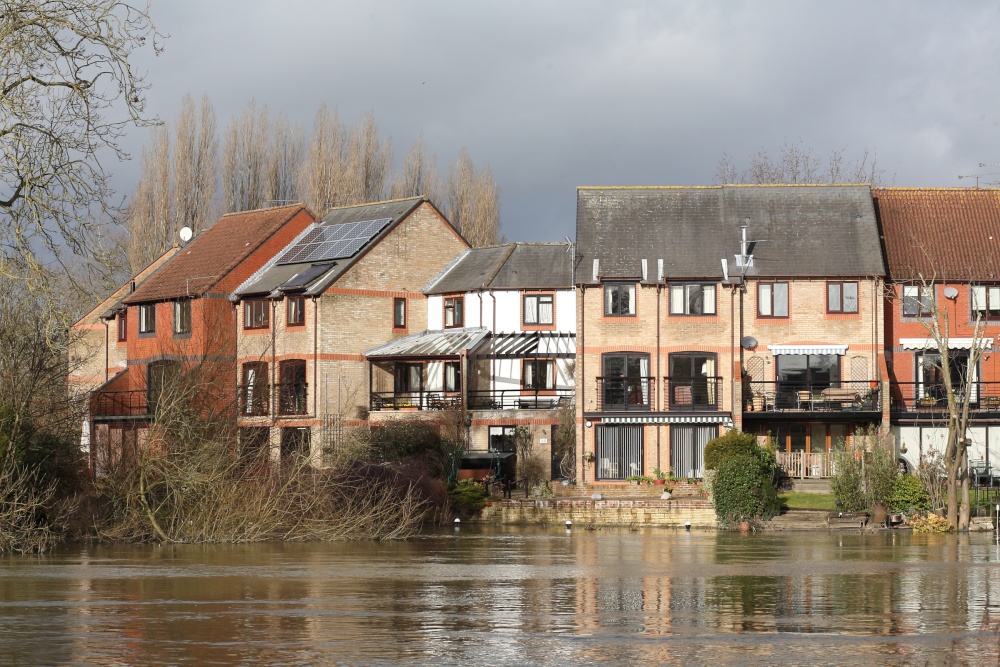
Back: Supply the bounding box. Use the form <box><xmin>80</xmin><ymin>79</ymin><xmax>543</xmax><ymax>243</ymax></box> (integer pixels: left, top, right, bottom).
<box><xmin>237</xmin><ymin>384</ymin><xmax>270</xmax><ymax>416</ymax></box>
<box><xmin>745</xmin><ymin>381</ymin><xmax>880</xmax><ymax>413</ymax></box>
<box><xmin>664</xmin><ymin>376</ymin><xmax>723</xmax><ymax>411</ymax></box>
<box><xmin>467</xmin><ymin>388</ymin><xmax>574</xmax><ymax>411</ymax></box>
<box><xmin>370</xmin><ymin>391</ymin><xmax>461</xmax><ymax>411</ymax></box>
<box><xmin>276</xmin><ymin>382</ymin><xmax>308</xmax><ymax>415</ymax></box>
<box><xmin>91</xmin><ymin>389</ymin><xmax>150</xmax><ymax>419</ymax></box>
<box><xmin>889</xmin><ymin>381</ymin><xmax>1000</xmax><ymax>414</ymax></box>
<box><xmin>595</xmin><ymin>376</ymin><xmax>655</xmax><ymax>412</ymax></box>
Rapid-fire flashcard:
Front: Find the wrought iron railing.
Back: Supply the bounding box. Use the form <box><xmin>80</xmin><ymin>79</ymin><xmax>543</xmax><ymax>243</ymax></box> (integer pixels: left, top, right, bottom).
<box><xmin>889</xmin><ymin>381</ymin><xmax>1000</xmax><ymax>414</ymax></box>
<box><xmin>664</xmin><ymin>376</ymin><xmax>723</xmax><ymax>411</ymax></box>
<box><xmin>745</xmin><ymin>381</ymin><xmax>880</xmax><ymax>414</ymax></box>
<box><xmin>369</xmin><ymin>391</ymin><xmax>461</xmax><ymax>411</ymax></box>
<box><xmin>595</xmin><ymin>376</ymin><xmax>655</xmax><ymax>412</ymax></box>
<box><xmin>467</xmin><ymin>388</ymin><xmax>574</xmax><ymax>410</ymax></box>
<box><xmin>91</xmin><ymin>389</ymin><xmax>150</xmax><ymax>419</ymax></box>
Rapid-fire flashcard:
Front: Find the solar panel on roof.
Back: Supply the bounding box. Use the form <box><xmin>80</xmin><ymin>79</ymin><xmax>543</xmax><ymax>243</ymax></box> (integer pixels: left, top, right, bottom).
<box><xmin>276</xmin><ymin>217</ymin><xmax>392</xmax><ymax>265</ymax></box>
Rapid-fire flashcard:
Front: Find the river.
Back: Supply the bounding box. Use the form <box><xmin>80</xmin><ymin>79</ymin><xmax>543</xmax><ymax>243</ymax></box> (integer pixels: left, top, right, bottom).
<box><xmin>3</xmin><ymin>528</ymin><xmax>1000</xmax><ymax>666</ymax></box>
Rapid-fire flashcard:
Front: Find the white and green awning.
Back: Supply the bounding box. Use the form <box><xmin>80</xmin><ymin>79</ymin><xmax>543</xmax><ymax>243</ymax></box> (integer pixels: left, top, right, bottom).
<box><xmin>600</xmin><ymin>414</ymin><xmax>734</xmax><ymax>427</ymax></box>
<box><xmin>767</xmin><ymin>344</ymin><xmax>848</xmax><ymax>356</ymax></box>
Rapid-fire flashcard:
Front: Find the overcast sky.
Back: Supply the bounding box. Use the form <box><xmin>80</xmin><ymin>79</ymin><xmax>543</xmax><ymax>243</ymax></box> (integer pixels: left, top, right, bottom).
<box><xmin>118</xmin><ymin>1</ymin><xmax>1000</xmax><ymax>243</ymax></box>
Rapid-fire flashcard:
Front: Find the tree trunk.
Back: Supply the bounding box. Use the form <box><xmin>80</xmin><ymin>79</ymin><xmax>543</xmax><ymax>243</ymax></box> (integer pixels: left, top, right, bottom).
<box><xmin>959</xmin><ymin>448</ymin><xmax>971</xmax><ymax>531</ymax></box>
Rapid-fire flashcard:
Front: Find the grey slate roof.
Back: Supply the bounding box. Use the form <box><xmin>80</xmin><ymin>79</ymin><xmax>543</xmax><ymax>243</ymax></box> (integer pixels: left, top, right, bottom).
<box><xmin>426</xmin><ymin>243</ymin><xmax>574</xmax><ymax>294</ymax></box>
<box><xmin>365</xmin><ymin>327</ymin><xmax>490</xmax><ymax>359</ymax></box>
<box><xmin>235</xmin><ymin>197</ymin><xmax>428</xmax><ymax>298</ymax></box>
<box><xmin>575</xmin><ymin>185</ymin><xmax>885</xmax><ymax>282</ymax></box>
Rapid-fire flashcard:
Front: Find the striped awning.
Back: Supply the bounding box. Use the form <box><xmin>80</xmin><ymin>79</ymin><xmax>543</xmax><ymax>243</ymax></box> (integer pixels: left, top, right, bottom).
<box><xmin>767</xmin><ymin>344</ymin><xmax>848</xmax><ymax>356</ymax></box>
<box><xmin>900</xmin><ymin>337</ymin><xmax>994</xmax><ymax>351</ymax></box>
<box><xmin>599</xmin><ymin>414</ymin><xmax>734</xmax><ymax>427</ymax></box>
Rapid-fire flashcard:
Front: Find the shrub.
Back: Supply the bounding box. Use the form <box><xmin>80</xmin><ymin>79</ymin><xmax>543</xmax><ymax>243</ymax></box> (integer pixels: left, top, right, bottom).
<box><xmin>448</xmin><ymin>480</ymin><xmax>487</xmax><ymax>519</ymax></box>
<box><xmin>888</xmin><ymin>474</ymin><xmax>929</xmax><ymax>513</ymax></box>
<box><xmin>704</xmin><ymin>430</ymin><xmax>760</xmax><ymax>471</ymax></box>
<box><xmin>909</xmin><ymin>512</ymin><xmax>953</xmax><ymax>533</ymax></box>
<box><xmin>831</xmin><ymin>450</ymin><xmax>866</xmax><ymax>512</ymax></box>
<box><xmin>713</xmin><ymin>453</ymin><xmax>780</xmax><ymax>530</ymax></box>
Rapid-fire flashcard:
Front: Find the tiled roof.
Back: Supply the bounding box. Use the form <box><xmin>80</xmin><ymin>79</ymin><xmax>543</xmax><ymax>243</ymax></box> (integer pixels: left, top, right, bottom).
<box><xmin>124</xmin><ymin>204</ymin><xmax>315</xmax><ymax>304</ymax></box>
<box><xmin>74</xmin><ymin>246</ymin><xmax>180</xmax><ymax>326</ymax></box>
<box><xmin>873</xmin><ymin>188</ymin><xmax>1000</xmax><ymax>281</ymax></box>
<box><xmin>426</xmin><ymin>243</ymin><xmax>574</xmax><ymax>294</ymax></box>
<box><xmin>576</xmin><ymin>185</ymin><xmax>885</xmax><ymax>281</ymax></box>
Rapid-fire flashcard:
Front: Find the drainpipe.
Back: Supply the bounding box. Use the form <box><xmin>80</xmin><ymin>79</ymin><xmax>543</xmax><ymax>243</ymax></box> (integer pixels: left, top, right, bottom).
<box><xmin>269</xmin><ymin>301</ymin><xmax>276</xmax><ymax>426</ymax></box>
<box><xmin>579</xmin><ymin>284</ymin><xmax>586</xmax><ymax>485</ymax></box>
<box><xmin>104</xmin><ymin>319</ymin><xmax>110</xmax><ymax>384</ymax></box>
<box><xmin>656</xmin><ymin>280</ymin><xmax>661</xmax><ymax>473</ymax></box>
<box><xmin>313</xmin><ymin>295</ymin><xmax>319</xmax><ymax>419</ymax></box>
<box><xmin>730</xmin><ymin>285</ymin><xmax>736</xmax><ymax>426</ymax></box>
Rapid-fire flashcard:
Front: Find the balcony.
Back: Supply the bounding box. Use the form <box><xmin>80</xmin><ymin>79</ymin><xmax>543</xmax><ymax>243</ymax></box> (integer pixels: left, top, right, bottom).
<box><xmin>370</xmin><ymin>391</ymin><xmax>462</xmax><ymax>411</ymax></box>
<box><xmin>664</xmin><ymin>376</ymin><xmax>723</xmax><ymax>411</ymax></box>
<box><xmin>277</xmin><ymin>382</ymin><xmax>308</xmax><ymax>416</ymax></box>
<box><xmin>369</xmin><ymin>388</ymin><xmax>574</xmax><ymax>412</ymax></box>
<box><xmin>744</xmin><ymin>381</ymin><xmax>881</xmax><ymax>415</ymax></box>
<box><xmin>595</xmin><ymin>376</ymin><xmax>655</xmax><ymax>412</ymax></box>
<box><xmin>91</xmin><ymin>389</ymin><xmax>150</xmax><ymax>420</ymax></box>
<box><xmin>890</xmin><ymin>381</ymin><xmax>1000</xmax><ymax>417</ymax></box>
<box><xmin>238</xmin><ymin>384</ymin><xmax>270</xmax><ymax>417</ymax></box>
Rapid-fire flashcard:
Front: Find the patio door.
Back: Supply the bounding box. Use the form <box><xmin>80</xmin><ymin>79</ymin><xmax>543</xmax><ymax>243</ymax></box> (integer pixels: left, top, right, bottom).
<box><xmin>670</xmin><ymin>424</ymin><xmax>715</xmax><ymax>479</ymax></box>
<box><xmin>595</xmin><ymin>425</ymin><xmax>643</xmax><ymax>480</ymax></box>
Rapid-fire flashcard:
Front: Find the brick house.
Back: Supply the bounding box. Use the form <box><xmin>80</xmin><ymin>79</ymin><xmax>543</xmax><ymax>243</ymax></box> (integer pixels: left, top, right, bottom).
<box><xmin>365</xmin><ymin>242</ymin><xmax>576</xmax><ymax>480</ymax></box>
<box><xmin>87</xmin><ymin>204</ymin><xmax>318</xmax><ymax>470</ymax></box>
<box><xmin>875</xmin><ymin>188</ymin><xmax>1000</xmax><ymax>470</ymax></box>
<box><xmin>575</xmin><ymin>185</ymin><xmax>886</xmax><ymax>484</ymax></box>
<box><xmin>231</xmin><ymin>197</ymin><xmax>468</xmax><ymax>463</ymax></box>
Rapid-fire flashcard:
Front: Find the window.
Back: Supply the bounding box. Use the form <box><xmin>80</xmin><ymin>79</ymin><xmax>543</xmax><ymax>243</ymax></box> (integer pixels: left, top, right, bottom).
<box><xmin>287</xmin><ymin>296</ymin><xmax>305</xmax><ymax>326</ymax></box>
<box><xmin>173</xmin><ymin>299</ymin><xmax>191</xmax><ymax>335</ymax></box>
<box><xmin>902</xmin><ymin>285</ymin><xmax>934</xmax><ymax>317</ymax></box>
<box><xmin>117</xmin><ymin>312</ymin><xmax>127</xmax><ymax>342</ymax></box>
<box><xmin>776</xmin><ymin>354</ymin><xmax>840</xmax><ymax>392</ymax></box>
<box><xmin>146</xmin><ymin>360</ymin><xmax>180</xmax><ymax>414</ymax></box>
<box><xmin>668</xmin><ymin>353</ymin><xmax>718</xmax><ymax>408</ymax></box>
<box><xmin>971</xmin><ymin>285</ymin><xmax>1000</xmax><ymax>319</ymax></box>
<box><xmin>523</xmin><ymin>359</ymin><xmax>555</xmax><ymax>391</ymax></box>
<box><xmin>394</xmin><ymin>363</ymin><xmax>423</xmax><ymax>393</ymax></box>
<box><xmin>393</xmin><ymin>298</ymin><xmax>406</xmax><ymax>329</ymax></box>
<box><xmin>758</xmin><ymin>282</ymin><xmax>789</xmax><ymax>317</ymax></box>
<box><xmin>138</xmin><ymin>304</ymin><xmax>155</xmax><ymax>334</ymax></box>
<box><xmin>601</xmin><ymin>352</ymin><xmax>651</xmax><ymax>409</ymax></box>
<box><xmin>444</xmin><ymin>361</ymin><xmax>461</xmax><ymax>393</ymax></box>
<box><xmin>670</xmin><ymin>425</ymin><xmax>716</xmax><ymax>479</ymax></box>
<box><xmin>595</xmin><ymin>424</ymin><xmax>643</xmax><ymax>480</ymax></box>
<box><xmin>244</xmin><ymin>299</ymin><xmax>269</xmax><ymax>329</ymax></box>
<box><xmin>241</xmin><ymin>362</ymin><xmax>269</xmax><ymax>416</ymax></box>
<box><xmin>489</xmin><ymin>426</ymin><xmax>516</xmax><ymax>453</ymax></box>
<box><xmin>827</xmin><ymin>281</ymin><xmax>859</xmax><ymax>314</ymax></box>
<box><xmin>523</xmin><ymin>293</ymin><xmax>554</xmax><ymax>325</ymax></box>
<box><xmin>444</xmin><ymin>296</ymin><xmax>464</xmax><ymax>328</ymax></box>
<box><xmin>669</xmin><ymin>284</ymin><xmax>716</xmax><ymax>315</ymax></box>
<box><xmin>278</xmin><ymin>360</ymin><xmax>307</xmax><ymax>415</ymax></box>
<box><xmin>917</xmin><ymin>351</ymin><xmax>973</xmax><ymax>402</ymax></box>
<box><xmin>604</xmin><ymin>283</ymin><xmax>636</xmax><ymax>316</ymax></box>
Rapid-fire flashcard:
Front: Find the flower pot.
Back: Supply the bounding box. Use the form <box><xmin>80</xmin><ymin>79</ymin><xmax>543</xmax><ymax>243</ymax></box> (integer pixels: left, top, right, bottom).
<box><xmin>738</xmin><ymin>521</ymin><xmax>751</xmax><ymax>534</ymax></box>
<box><xmin>653</xmin><ymin>479</ymin><xmax>666</xmax><ymax>485</ymax></box>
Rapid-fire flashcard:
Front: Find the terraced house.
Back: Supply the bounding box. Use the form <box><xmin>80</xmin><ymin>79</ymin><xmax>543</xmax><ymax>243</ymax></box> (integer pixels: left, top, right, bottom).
<box><xmin>574</xmin><ymin>185</ymin><xmax>886</xmax><ymax>484</ymax></box>
<box><xmin>232</xmin><ymin>197</ymin><xmax>468</xmax><ymax>463</ymax></box>
<box><xmin>365</xmin><ymin>242</ymin><xmax>576</xmax><ymax>479</ymax></box>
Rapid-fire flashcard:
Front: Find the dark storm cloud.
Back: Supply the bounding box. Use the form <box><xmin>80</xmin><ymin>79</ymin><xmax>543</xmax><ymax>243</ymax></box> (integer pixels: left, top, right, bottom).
<box><xmin>119</xmin><ymin>1</ymin><xmax>1000</xmax><ymax>242</ymax></box>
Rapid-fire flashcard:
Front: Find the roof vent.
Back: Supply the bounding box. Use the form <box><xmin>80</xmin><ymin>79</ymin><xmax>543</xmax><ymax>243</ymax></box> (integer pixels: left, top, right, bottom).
<box><xmin>592</xmin><ymin>259</ymin><xmax>599</xmax><ymax>283</ymax></box>
<box><xmin>641</xmin><ymin>259</ymin><xmax>648</xmax><ymax>282</ymax></box>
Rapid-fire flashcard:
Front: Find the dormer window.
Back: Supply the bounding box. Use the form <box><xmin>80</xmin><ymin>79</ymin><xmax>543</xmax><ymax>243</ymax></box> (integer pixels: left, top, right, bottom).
<box><xmin>604</xmin><ymin>283</ymin><xmax>636</xmax><ymax>316</ymax></box>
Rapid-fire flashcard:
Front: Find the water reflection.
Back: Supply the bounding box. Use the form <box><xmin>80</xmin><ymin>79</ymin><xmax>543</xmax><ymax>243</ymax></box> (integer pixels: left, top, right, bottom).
<box><xmin>3</xmin><ymin>531</ymin><xmax>1000</xmax><ymax>665</ymax></box>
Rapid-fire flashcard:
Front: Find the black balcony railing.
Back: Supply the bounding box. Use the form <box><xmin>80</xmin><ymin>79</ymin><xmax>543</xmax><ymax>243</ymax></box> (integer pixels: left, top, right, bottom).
<box><xmin>595</xmin><ymin>376</ymin><xmax>655</xmax><ymax>412</ymax></box>
<box><xmin>370</xmin><ymin>391</ymin><xmax>461</xmax><ymax>411</ymax></box>
<box><xmin>745</xmin><ymin>381</ymin><xmax>880</xmax><ymax>414</ymax></box>
<box><xmin>238</xmin><ymin>384</ymin><xmax>270</xmax><ymax>416</ymax></box>
<box><xmin>91</xmin><ymin>389</ymin><xmax>150</xmax><ymax>419</ymax></box>
<box><xmin>664</xmin><ymin>376</ymin><xmax>723</xmax><ymax>411</ymax></box>
<box><xmin>467</xmin><ymin>388</ymin><xmax>574</xmax><ymax>410</ymax></box>
<box><xmin>277</xmin><ymin>382</ymin><xmax>308</xmax><ymax>415</ymax></box>
<box><xmin>889</xmin><ymin>381</ymin><xmax>1000</xmax><ymax>414</ymax></box>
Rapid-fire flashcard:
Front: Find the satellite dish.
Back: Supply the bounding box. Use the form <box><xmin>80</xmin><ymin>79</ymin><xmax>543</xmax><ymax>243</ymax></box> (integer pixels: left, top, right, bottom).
<box><xmin>179</xmin><ymin>227</ymin><xmax>193</xmax><ymax>243</ymax></box>
<box><xmin>740</xmin><ymin>336</ymin><xmax>758</xmax><ymax>350</ymax></box>
<box><xmin>943</xmin><ymin>286</ymin><xmax>958</xmax><ymax>300</ymax></box>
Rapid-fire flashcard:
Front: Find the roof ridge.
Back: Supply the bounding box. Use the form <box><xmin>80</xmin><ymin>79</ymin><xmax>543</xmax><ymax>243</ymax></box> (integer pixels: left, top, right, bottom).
<box><xmin>218</xmin><ymin>203</ymin><xmax>306</xmax><ymax>218</ymax></box>
<box><xmin>322</xmin><ymin>196</ymin><xmax>424</xmax><ymax>212</ymax></box>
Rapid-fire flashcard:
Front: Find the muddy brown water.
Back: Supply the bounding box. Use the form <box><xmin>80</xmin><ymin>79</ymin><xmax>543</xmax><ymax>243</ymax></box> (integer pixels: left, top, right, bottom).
<box><xmin>3</xmin><ymin>528</ymin><xmax>1000</xmax><ymax>666</ymax></box>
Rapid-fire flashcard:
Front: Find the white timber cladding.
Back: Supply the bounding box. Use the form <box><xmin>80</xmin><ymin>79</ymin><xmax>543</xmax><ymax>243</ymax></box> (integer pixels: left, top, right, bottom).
<box><xmin>893</xmin><ymin>425</ymin><xmax>1000</xmax><ymax>474</ymax></box>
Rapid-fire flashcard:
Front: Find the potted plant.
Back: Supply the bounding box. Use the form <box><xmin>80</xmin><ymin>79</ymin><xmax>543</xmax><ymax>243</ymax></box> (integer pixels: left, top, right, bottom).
<box><xmin>583</xmin><ymin>451</ymin><xmax>595</xmax><ymax>464</ymax></box>
<box><xmin>653</xmin><ymin>467</ymin><xmax>668</xmax><ymax>485</ymax></box>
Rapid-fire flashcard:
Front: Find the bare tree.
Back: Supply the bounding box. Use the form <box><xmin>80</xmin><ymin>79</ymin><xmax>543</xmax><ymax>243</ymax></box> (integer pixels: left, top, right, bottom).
<box><xmin>125</xmin><ymin>127</ymin><xmax>173</xmax><ymax>272</ymax></box>
<box><xmin>448</xmin><ymin>148</ymin><xmax>501</xmax><ymax>247</ymax></box>
<box><xmin>300</xmin><ymin>104</ymin><xmax>347</xmax><ymax>214</ymax></box>
<box><xmin>172</xmin><ymin>94</ymin><xmax>217</xmax><ymax>235</ymax></box>
<box><xmin>265</xmin><ymin>113</ymin><xmax>304</xmax><ymax>206</ymax></box>
<box><xmin>716</xmin><ymin>140</ymin><xmax>886</xmax><ymax>186</ymax></box>
<box><xmin>343</xmin><ymin>111</ymin><xmax>391</xmax><ymax>205</ymax></box>
<box><xmin>221</xmin><ymin>99</ymin><xmax>270</xmax><ymax>212</ymax></box>
<box><xmin>391</xmin><ymin>133</ymin><xmax>445</xmax><ymax>203</ymax></box>
<box><xmin>0</xmin><ymin>1</ymin><xmax>162</xmax><ymax>289</ymax></box>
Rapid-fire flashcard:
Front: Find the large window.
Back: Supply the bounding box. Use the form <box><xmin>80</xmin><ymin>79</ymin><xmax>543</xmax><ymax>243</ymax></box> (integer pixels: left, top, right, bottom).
<box><xmin>758</xmin><ymin>282</ymin><xmax>788</xmax><ymax>317</ymax></box>
<box><xmin>604</xmin><ymin>283</ymin><xmax>636</xmax><ymax>316</ymax></box>
<box><xmin>670</xmin><ymin>424</ymin><xmax>715</xmax><ymax>479</ymax></box>
<box><xmin>902</xmin><ymin>285</ymin><xmax>934</xmax><ymax>317</ymax></box>
<box><xmin>138</xmin><ymin>304</ymin><xmax>155</xmax><ymax>334</ymax></box>
<box><xmin>827</xmin><ymin>281</ymin><xmax>859</xmax><ymax>314</ymax></box>
<box><xmin>523</xmin><ymin>359</ymin><xmax>555</xmax><ymax>391</ymax></box>
<box><xmin>444</xmin><ymin>296</ymin><xmax>464</xmax><ymax>328</ymax></box>
<box><xmin>173</xmin><ymin>299</ymin><xmax>191</xmax><ymax>335</ymax></box>
<box><xmin>523</xmin><ymin>293</ymin><xmax>554</xmax><ymax>325</ymax></box>
<box><xmin>489</xmin><ymin>425</ymin><xmax>516</xmax><ymax>453</ymax></box>
<box><xmin>278</xmin><ymin>360</ymin><xmax>307</xmax><ymax>415</ymax></box>
<box><xmin>393</xmin><ymin>298</ymin><xmax>406</xmax><ymax>329</ymax></box>
<box><xmin>917</xmin><ymin>351</ymin><xmax>974</xmax><ymax>402</ymax></box>
<box><xmin>394</xmin><ymin>363</ymin><xmax>423</xmax><ymax>393</ymax></box>
<box><xmin>241</xmin><ymin>362</ymin><xmax>269</xmax><ymax>416</ymax></box>
<box><xmin>444</xmin><ymin>361</ymin><xmax>461</xmax><ymax>393</ymax></box>
<box><xmin>595</xmin><ymin>424</ymin><xmax>643</xmax><ymax>480</ymax></box>
<box><xmin>669</xmin><ymin>284</ymin><xmax>716</xmax><ymax>315</ymax></box>
<box><xmin>668</xmin><ymin>353</ymin><xmax>718</xmax><ymax>408</ymax></box>
<box><xmin>244</xmin><ymin>299</ymin><xmax>269</xmax><ymax>329</ymax></box>
<box><xmin>776</xmin><ymin>354</ymin><xmax>840</xmax><ymax>390</ymax></box>
<box><xmin>287</xmin><ymin>296</ymin><xmax>305</xmax><ymax>326</ymax></box>
<box><xmin>601</xmin><ymin>353</ymin><xmax>651</xmax><ymax>409</ymax></box>
<box><xmin>971</xmin><ymin>285</ymin><xmax>1000</xmax><ymax>320</ymax></box>
<box><xmin>146</xmin><ymin>360</ymin><xmax>180</xmax><ymax>414</ymax></box>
